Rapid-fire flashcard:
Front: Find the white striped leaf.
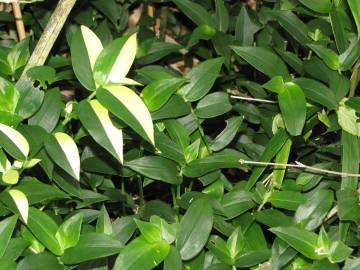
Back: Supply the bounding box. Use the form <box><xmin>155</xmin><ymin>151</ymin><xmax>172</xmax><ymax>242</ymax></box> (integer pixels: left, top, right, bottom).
<box><xmin>97</xmin><ymin>84</ymin><xmax>154</xmax><ymax>145</ymax></box>
<box><xmin>0</xmin><ymin>123</ymin><xmax>29</xmax><ymax>160</ymax></box>
<box><xmin>8</xmin><ymin>189</ymin><xmax>28</xmax><ymax>224</ymax></box>
<box><xmin>70</xmin><ymin>25</ymin><xmax>103</xmax><ymax>91</ymax></box>
<box><xmin>93</xmin><ymin>33</ymin><xmax>137</xmax><ymax>86</ymax></box>
<box><xmin>79</xmin><ymin>99</ymin><xmax>123</xmax><ymax>163</ymax></box>
<box><xmin>45</xmin><ymin>132</ymin><xmax>80</xmax><ymax>180</ymax></box>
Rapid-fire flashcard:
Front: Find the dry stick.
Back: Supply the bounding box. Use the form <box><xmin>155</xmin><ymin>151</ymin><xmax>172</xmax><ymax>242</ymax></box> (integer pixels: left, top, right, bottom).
<box><xmin>239</xmin><ymin>159</ymin><xmax>360</xmax><ymax>178</ymax></box>
<box><xmin>230</xmin><ymin>95</ymin><xmax>277</xmax><ymax>104</ymax></box>
<box><xmin>12</xmin><ymin>1</ymin><xmax>26</xmax><ymax>40</ymax></box>
<box><xmin>17</xmin><ymin>0</ymin><xmax>77</xmax><ymax>85</ymax></box>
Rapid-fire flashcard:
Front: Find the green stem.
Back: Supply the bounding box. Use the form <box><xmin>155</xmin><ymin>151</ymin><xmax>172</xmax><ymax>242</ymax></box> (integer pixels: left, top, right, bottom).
<box><xmin>137</xmin><ymin>177</ymin><xmax>144</xmax><ymax>208</ymax></box>
<box><xmin>349</xmin><ymin>59</ymin><xmax>360</xmax><ymax>97</ymax></box>
<box><xmin>87</xmin><ymin>91</ymin><xmax>97</xmax><ymax>101</ymax></box>
<box><xmin>191</xmin><ymin>108</ymin><xmax>212</xmax><ymax>154</ymax></box>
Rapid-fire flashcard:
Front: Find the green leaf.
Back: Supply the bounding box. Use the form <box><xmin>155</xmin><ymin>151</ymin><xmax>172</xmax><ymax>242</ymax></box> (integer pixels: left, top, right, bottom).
<box><xmin>269</xmin><ymin>191</ymin><xmax>306</xmax><ymax>211</ymax></box>
<box><xmin>28</xmin><ymin>88</ymin><xmax>61</xmax><ymax>133</ymax></box>
<box><xmin>246</xmin><ymin>129</ymin><xmax>289</xmax><ymax>190</ymax></box>
<box><xmin>329</xmin><ymin>241</ymin><xmax>353</xmax><ymax>263</ymax></box>
<box><xmin>0</xmin><ymin>215</ymin><xmax>17</xmax><ymax>257</ymax></box>
<box><xmin>141</xmin><ymin>78</ymin><xmax>186</xmax><ymax>111</ymax></box>
<box><xmin>71</xmin><ymin>26</ymin><xmax>103</xmax><ymax>91</ymax></box>
<box><xmin>94</xmin><ymin>34</ymin><xmax>137</xmax><ymax>86</ymax></box>
<box><xmin>293</xmin><ymin>78</ymin><xmax>337</xmax><ymax>109</ymax></box>
<box><xmin>113</xmin><ymin>236</ymin><xmax>169</xmax><ymax>270</ymax></box>
<box><xmin>151</xmin><ymin>95</ymin><xmax>191</xmax><ymax>120</ymax></box>
<box><xmin>330</xmin><ymin>5</ymin><xmax>349</xmax><ymax>54</ymax></box>
<box><xmin>278</xmin><ymin>83</ymin><xmax>307</xmax><ymax>136</ymax></box>
<box><xmin>211</xmin><ymin>116</ymin><xmax>244</xmax><ymax>152</ymax></box>
<box><xmin>164</xmin><ymin>246</ymin><xmax>182</xmax><ymax>270</ymax></box>
<box><xmin>15</xmin><ymin>80</ymin><xmax>44</xmax><ymax>119</ymax></box>
<box><xmin>207</xmin><ymin>235</ymin><xmax>232</xmax><ymax>265</ymax></box>
<box><xmin>97</xmin><ymin>84</ymin><xmax>154</xmax><ymax>144</ymax></box>
<box><xmin>272</xmin><ymin>139</ymin><xmax>292</xmax><ymax>188</ymax></box>
<box><xmin>79</xmin><ymin>99</ymin><xmax>123</xmax><ymax>163</ymax></box>
<box><xmin>227</xmin><ymin>227</ymin><xmax>245</xmax><ymax>259</ymax></box>
<box><xmin>45</xmin><ymin>132</ymin><xmax>80</xmax><ymax>180</ymax></box>
<box><xmin>17</xmin><ymin>252</ymin><xmax>64</xmax><ymax>270</ymax></box>
<box><xmin>0</xmin><ymin>123</ymin><xmax>29</xmax><ymax>160</ymax></box>
<box><xmin>96</xmin><ymin>205</ymin><xmax>112</xmax><ymax>235</ymax></box>
<box><xmin>337</xmin><ymin>189</ymin><xmax>360</xmax><ymax>222</ymax></box>
<box><xmin>27</xmin><ymin>66</ymin><xmax>56</xmax><ymax>89</ymax></box>
<box><xmin>7</xmin><ymin>38</ymin><xmax>29</xmax><ymax>74</ymax></box>
<box><xmin>337</xmin><ymin>101</ymin><xmax>360</xmax><ymax>138</ymax></box>
<box><xmin>221</xmin><ymin>189</ymin><xmax>254</xmax><ymax>219</ymax></box>
<box><xmin>235</xmin><ymin>6</ymin><xmax>260</xmax><ymax>46</ymax></box>
<box><xmin>295</xmin><ymin>189</ymin><xmax>333</xmax><ymax>230</ymax></box>
<box><xmin>298</xmin><ymin>0</ymin><xmax>331</xmax><ymax>13</ymax></box>
<box><xmin>0</xmin><ymin>78</ymin><xmax>19</xmax><ymax>113</ymax></box>
<box><xmin>8</xmin><ymin>189</ymin><xmax>28</xmax><ymax>224</ymax></box>
<box><xmin>215</xmin><ymin>0</ymin><xmax>229</xmax><ymax>32</ymax></box>
<box><xmin>134</xmin><ymin>219</ymin><xmax>161</xmax><ymax>243</ymax></box>
<box><xmin>270</xmin><ymin>226</ymin><xmax>323</xmax><ymax>260</ymax></box>
<box><xmin>177</xmin><ymin>198</ymin><xmax>213</xmax><ymax>260</ymax></box>
<box><xmin>307</xmin><ymin>44</ymin><xmax>340</xmax><ymax>71</ymax></box>
<box><xmin>231</xmin><ymin>46</ymin><xmax>290</xmax><ymax>80</ymax></box>
<box><xmin>182</xmin><ymin>57</ymin><xmax>224</xmax><ymax>102</ymax></box>
<box><xmin>137</xmin><ymin>40</ymin><xmax>181</xmax><ymax>65</ymax></box>
<box><xmin>171</xmin><ymin>0</ymin><xmax>215</xmax><ymax>27</ymax></box>
<box><xmin>16</xmin><ymin>177</ymin><xmax>69</xmax><ymax>205</ymax></box>
<box><xmin>187</xmin><ymin>25</ymin><xmax>216</xmax><ymax>48</ymax></box>
<box><xmin>195</xmin><ymin>92</ymin><xmax>232</xmax><ymax>118</ymax></box>
<box><xmin>234</xmin><ymin>250</ymin><xmax>271</xmax><ymax>268</ymax></box>
<box><xmin>348</xmin><ymin>0</ymin><xmax>360</xmax><ymax>39</ymax></box>
<box><xmin>126</xmin><ymin>156</ymin><xmax>180</xmax><ymax>184</ymax></box>
<box><xmin>56</xmin><ymin>212</ymin><xmax>83</xmax><ymax>250</ymax></box>
<box><xmin>255</xmin><ymin>209</ymin><xmax>293</xmax><ymax>227</ymax></box>
<box><xmin>340</xmin><ymin>40</ymin><xmax>360</xmax><ymax>71</ymax></box>
<box><xmin>27</xmin><ymin>207</ymin><xmax>63</xmax><ymax>256</ymax></box>
<box><xmin>183</xmin><ymin>149</ymin><xmax>249</xmax><ymax>177</ymax></box>
<box><xmin>61</xmin><ymin>232</ymin><xmax>123</xmax><ymax>264</ymax></box>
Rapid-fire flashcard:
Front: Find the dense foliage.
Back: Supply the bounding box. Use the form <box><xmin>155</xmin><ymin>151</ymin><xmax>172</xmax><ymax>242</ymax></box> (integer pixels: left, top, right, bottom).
<box><xmin>0</xmin><ymin>0</ymin><xmax>358</xmax><ymax>269</ymax></box>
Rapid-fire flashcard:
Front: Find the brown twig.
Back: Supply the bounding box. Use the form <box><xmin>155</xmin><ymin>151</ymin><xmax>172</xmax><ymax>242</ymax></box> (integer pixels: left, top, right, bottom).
<box><xmin>239</xmin><ymin>159</ymin><xmax>360</xmax><ymax>178</ymax></box>
<box><xmin>12</xmin><ymin>1</ymin><xmax>26</xmax><ymax>40</ymax></box>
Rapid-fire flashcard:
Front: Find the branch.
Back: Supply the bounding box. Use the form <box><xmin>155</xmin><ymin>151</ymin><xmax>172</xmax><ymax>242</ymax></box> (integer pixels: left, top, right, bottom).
<box><xmin>12</xmin><ymin>2</ymin><xmax>26</xmax><ymax>40</ymax></box>
<box><xmin>17</xmin><ymin>0</ymin><xmax>77</xmax><ymax>85</ymax></box>
<box><xmin>230</xmin><ymin>95</ymin><xmax>277</xmax><ymax>104</ymax></box>
<box><xmin>239</xmin><ymin>159</ymin><xmax>360</xmax><ymax>178</ymax></box>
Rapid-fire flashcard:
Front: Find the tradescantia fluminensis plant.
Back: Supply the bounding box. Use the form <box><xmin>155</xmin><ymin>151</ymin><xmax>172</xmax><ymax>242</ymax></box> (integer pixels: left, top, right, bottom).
<box><xmin>0</xmin><ymin>0</ymin><xmax>358</xmax><ymax>269</ymax></box>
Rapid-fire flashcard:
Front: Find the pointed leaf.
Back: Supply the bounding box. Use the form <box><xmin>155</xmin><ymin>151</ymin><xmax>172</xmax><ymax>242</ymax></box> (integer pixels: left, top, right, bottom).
<box><xmin>177</xmin><ymin>198</ymin><xmax>213</xmax><ymax>260</ymax></box>
<box><xmin>97</xmin><ymin>84</ymin><xmax>154</xmax><ymax>144</ymax></box>
<box><xmin>56</xmin><ymin>212</ymin><xmax>83</xmax><ymax>250</ymax></box>
<box><xmin>79</xmin><ymin>100</ymin><xmax>123</xmax><ymax>163</ymax></box>
<box><xmin>113</xmin><ymin>236</ymin><xmax>169</xmax><ymax>270</ymax></box>
<box><xmin>0</xmin><ymin>123</ymin><xmax>29</xmax><ymax>160</ymax></box>
<box><xmin>278</xmin><ymin>83</ymin><xmax>306</xmax><ymax>136</ymax></box>
<box><xmin>0</xmin><ymin>215</ymin><xmax>17</xmax><ymax>258</ymax></box>
<box><xmin>94</xmin><ymin>34</ymin><xmax>137</xmax><ymax>86</ymax></box>
<box><xmin>45</xmin><ymin>132</ymin><xmax>80</xmax><ymax>180</ymax></box>
<box><xmin>182</xmin><ymin>57</ymin><xmax>224</xmax><ymax>102</ymax></box>
<box><xmin>8</xmin><ymin>189</ymin><xmax>28</xmax><ymax>224</ymax></box>
<box><xmin>232</xmin><ymin>46</ymin><xmax>290</xmax><ymax>80</ymax></box>
<box><xmin>61</xmin><ymin>232</ymin><xmax>123</xmax><ymax>264</ymax></box>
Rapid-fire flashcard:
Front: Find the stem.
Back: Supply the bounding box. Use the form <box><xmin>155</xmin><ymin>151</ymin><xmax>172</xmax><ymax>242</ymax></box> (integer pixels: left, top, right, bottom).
<box><xmin>17</xmin><ymin>0</ymin><xmax>77</xmax><ymax>85</ymax></box>
<box><xmin>240</xmin><ymin>159</ymin><xmax>360</xmax><ymax>178</ymax></box>
<box><xmin>191</xmin><ymin>108</ymin><xmax>212</xmax><ymax>154</ymax></box>
<box><xmin>230</xmin><ymin>95</ymin><xmax>277</xmax><ymax>104</ymax></box>
<box><xmin>12</xmin><ymin>2</ymin><xmax>26</xmax><ymax>40</ymax></box>
<box><xmin>137</xmin><ymin>177</ymin><xmax>144</xmax><ymax>207</ymax></box>
<box><xmin>159</xmin><ymin>6</ymin><xmax>168</xmax><ymax>41</ymax></box>
<box><xmin>349</xmin><ymin>59</ymin><xmax>360</xmax><ymax>97</ymax></box>
<box><xmin>87</xmin><ymin>91</ymin><xmax>97</xmax><ymax>101</ymax></box>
